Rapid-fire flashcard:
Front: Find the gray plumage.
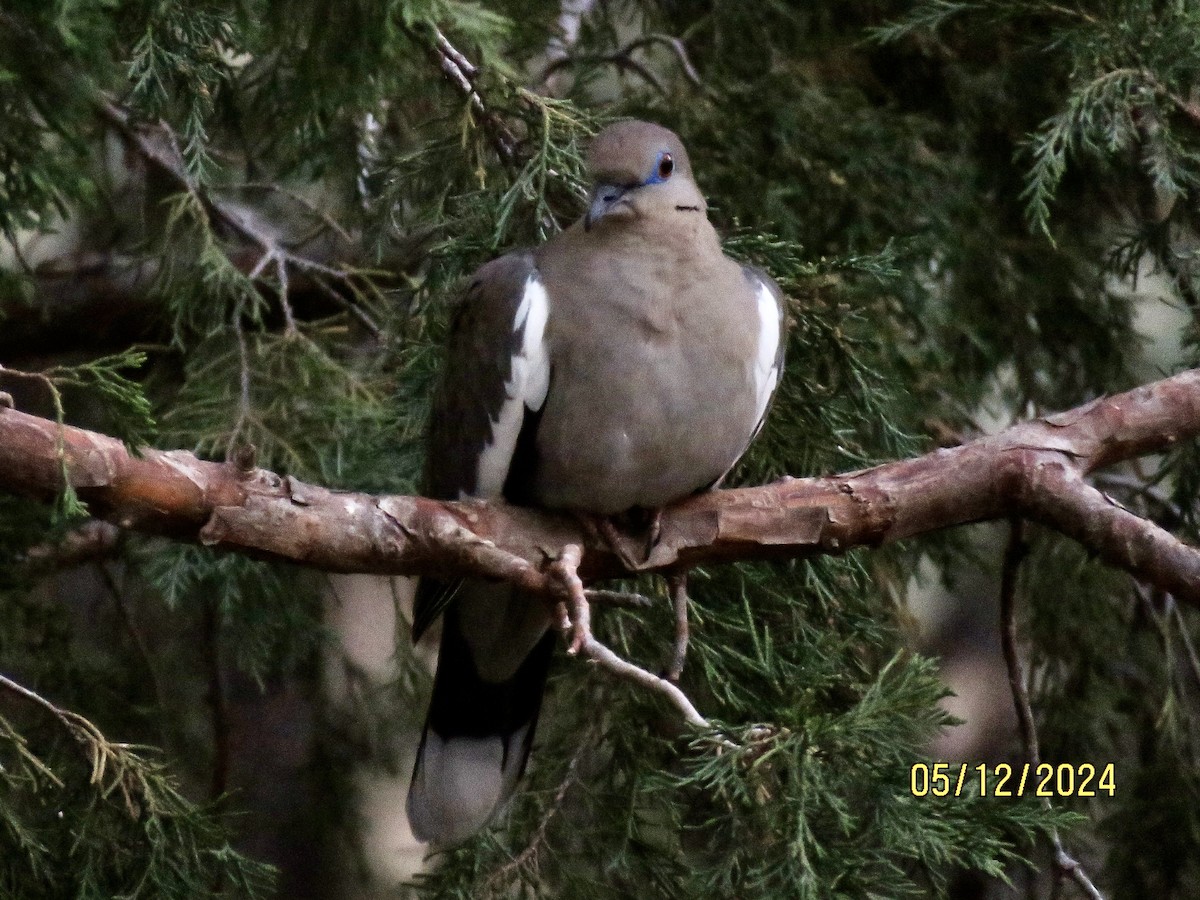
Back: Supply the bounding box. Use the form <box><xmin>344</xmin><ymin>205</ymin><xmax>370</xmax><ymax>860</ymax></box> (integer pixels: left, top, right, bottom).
<box><xmin>407</xmin><ymin>120</ymin><xmax>786</xmax><ymax>846</ymax></box>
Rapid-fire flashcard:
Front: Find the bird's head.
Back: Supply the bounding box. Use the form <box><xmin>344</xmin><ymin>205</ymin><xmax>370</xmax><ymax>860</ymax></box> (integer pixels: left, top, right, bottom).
<box><xmin>583</xmin><ymin>120</ymin><xmax>706</xmax><ymax>231</ymax></box>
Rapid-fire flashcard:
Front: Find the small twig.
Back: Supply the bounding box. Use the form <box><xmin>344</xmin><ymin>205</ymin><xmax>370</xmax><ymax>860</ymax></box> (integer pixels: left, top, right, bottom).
<box><xmin>227</xmin><ymin>300</ymin><xmax>253</xmax><ymax>459</ymax></box>
<box><xmin>275</xmin><ymin>255</ymin><xmax>297</xmax><ymax>335</ymax></box>
<box><xmin>427</xmin><ymin>27</ymin><xmax>518</xmax><ymax>163</ymax></box>
<box><xmin>1167</xmin><ymin>596</ymin><xmax>1200</xmax><ymax>693</ymax></box>
<box><xmin>1093</xmin><ymin>471</ymin><xmax>1185</xmax><ymax>523</ymax></box>
<box><xmin>95</xmin><ymin>562</ymin><xmax>169</xmax><ymax>741</ymax></box>
<box><xmin>21</xmin><ymin>520</ymin><xmax>121</xmax><ymax>571</ymax></box>
<box><xmin>666</xmin><ymin>571</ymin><xmax>690</xmax><ymax>681</ymax></box>
<box><xmin>1053</xmin><ymin>847</ymin><xmax>1105</xmax><ymax>900</ymax></box>
<box><xmin>999</xmin><ymin>519</ymin><xmax>1105</xmax><ymax>900</ymax></box>
<box><xmin>547</xmin><ymin>544</ymin><xmax>708</xmax><ymax>728</ymax></box>
<box><xmin>305</xmin><ymin>270</ymin><xmax>382</xmax><ymax>337</ymax></box>
<box><xmin>539</xmin><ymin>47</ymin><xmax>665</xmax><ymax>96</ymax></box>
<box><xmin>627</xmin><ymin>33</ymin><xmax>707</xmax><ymax>88</ymax></box>
<box><xmin>578</xmin><ymin>635</ymin><xmax>709</xmax><ymax>729</ymax></box>
<box><xmin>0</xmin><ymin>671</ymin><xmax>139</xmax><ymax>806</ymax></box>
<box><xmin>584</xmin><ymin>589</ymin><xmax>654</xmax><ymax>608</ymax></box>
<box><xmin>537</xmin><ymin>32</ymin><xmax>710</xmax><ymax>98</ymax></box>
<box><xmin>0</xmin><ymin>672</ymin><xmax>81</xmax><ymax>730</ymax></box>
<box><xmin>236</xmin><ymin>182</ymin><xmax>355</xmax><ymax>244</ymax></box>
<box><xmin>1000</xmin><ymin>519</ymin><xmax>1037</xmax><ymax>764</ymax></box>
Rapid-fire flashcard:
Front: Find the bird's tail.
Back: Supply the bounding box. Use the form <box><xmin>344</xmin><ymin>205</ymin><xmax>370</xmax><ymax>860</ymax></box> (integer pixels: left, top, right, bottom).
<box><xmin>407</xmin><ymin>584</ymin><xmax>555</xmax><ymax>846</ymax></box>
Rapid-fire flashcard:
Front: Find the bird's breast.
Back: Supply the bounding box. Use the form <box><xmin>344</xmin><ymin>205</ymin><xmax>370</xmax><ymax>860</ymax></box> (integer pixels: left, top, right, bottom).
<box><xmin>532</xmin><ymin>259</ymin><xmax>761</xmax><ymax>514</ymax></box>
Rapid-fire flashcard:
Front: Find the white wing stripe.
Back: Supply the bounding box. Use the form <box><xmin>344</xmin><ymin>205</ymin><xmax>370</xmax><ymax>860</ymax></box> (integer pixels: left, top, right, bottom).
<box><xmin>752</xmin><ymin>280</ymin><xmax>782</xmax><ymax>427</ymax></box>
<box><xmin>472</xmin><ymin>275</ymin><xmax>551</xmax><ymax>499</ymax></box>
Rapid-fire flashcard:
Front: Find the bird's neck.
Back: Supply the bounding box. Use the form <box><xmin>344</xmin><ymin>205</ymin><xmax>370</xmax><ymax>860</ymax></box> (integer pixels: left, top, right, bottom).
<box><xmin>598</xmin><ymin>209</ymin><xmax>722</xmax><ymax>259</ymax></box>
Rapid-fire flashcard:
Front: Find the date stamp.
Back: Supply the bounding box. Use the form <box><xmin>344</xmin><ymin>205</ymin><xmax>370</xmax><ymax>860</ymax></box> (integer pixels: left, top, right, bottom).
<box><xmin>910</xmin><ymin>762</ymin><xmax>1115</xmax><ymax>798</ymax></box>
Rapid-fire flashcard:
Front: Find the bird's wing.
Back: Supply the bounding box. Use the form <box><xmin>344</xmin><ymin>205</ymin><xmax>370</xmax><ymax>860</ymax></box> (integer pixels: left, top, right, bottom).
<box><xmin>408</xmin><ymin>251</ymin><xmax>556</xmax><ymax>847</ymax></box>
<box><xmin>745</xmin><ymin>264</ymin><xmax>787</xmax><ymax>446</ymax></box>
<box><xmin>708</xmin><ymin>264</ymin><xmax>786</xmax><ymax>491</ymax></box>
<box><xmin>412</xmin><ymin>251</ymin><xmax>551</xmax><ymax>640</ymax></box>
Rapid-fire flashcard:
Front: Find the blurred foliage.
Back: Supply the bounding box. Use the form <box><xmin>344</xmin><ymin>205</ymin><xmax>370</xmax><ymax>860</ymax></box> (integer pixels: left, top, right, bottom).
<box><xmin>1</xmin><ymin>0</ymin><xmax>1199</xmax><ymax>897</ymax></box>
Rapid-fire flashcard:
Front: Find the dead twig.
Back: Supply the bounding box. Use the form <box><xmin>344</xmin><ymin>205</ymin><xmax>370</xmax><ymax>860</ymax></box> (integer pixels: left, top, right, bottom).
<box><xmin>584</xmin><ymin>588</ymin><xmax>654</xmax><ymax>608</ymax></box>
<box><xmin>537</xmin><ymin>32</ymin><xmax>711</xmax><ymax>98</ymax></box>
<box><xmin>548</xmin><ymin>544</ymin><xmax>709</xmax><ymax>728</ymax></box>
<box><xmin>427</xmin><ymin>27</ymin><xmax>518</xmax><ymax>164</ymax></box>
<box><xmin>666</xmin><ymin>571</ymin><xmax>690</xmax><ymax>681</ymax></box>
<box><xmin>999</xmin><ymin>519</ymin><xmax>1105</xmax><ymax>900</ymax></box>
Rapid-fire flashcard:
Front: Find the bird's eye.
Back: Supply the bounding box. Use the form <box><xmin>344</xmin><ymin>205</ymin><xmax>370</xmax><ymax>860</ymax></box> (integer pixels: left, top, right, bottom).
<box><xmin>657</xmin><ymin>153</ymin><xmax>674</xmax><ymax>180</ymax></box>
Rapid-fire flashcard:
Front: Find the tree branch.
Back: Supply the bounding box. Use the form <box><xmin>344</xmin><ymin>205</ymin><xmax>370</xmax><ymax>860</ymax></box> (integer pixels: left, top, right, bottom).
<box><xmin>0</xmin><ymin>371</ymin><xmax>1198</xmax><ymax>606</ymax></box>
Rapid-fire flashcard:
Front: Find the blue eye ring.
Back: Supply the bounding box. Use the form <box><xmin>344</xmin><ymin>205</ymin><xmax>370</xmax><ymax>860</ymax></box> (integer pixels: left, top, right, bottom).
<box><xmin>645</xmin><ymin>151</ymin><xmax>674</xmax><ymax>184</ymax></box>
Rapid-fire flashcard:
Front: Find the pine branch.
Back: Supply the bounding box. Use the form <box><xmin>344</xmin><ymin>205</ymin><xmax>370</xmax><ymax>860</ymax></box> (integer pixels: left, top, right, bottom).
<box><xmin>0</xmin><ymin>371</ymin><xmax>1197</xmax><ymax>605</ymax></box>
<box><xmin>96</xmin><ymin>99</ymin><xmax>382</xmax><ymax>338</ymax></box>
<box><xmin>426</xmin><ymin>27</ymin><xmax>518</xmax><ymax>163</ymax></box>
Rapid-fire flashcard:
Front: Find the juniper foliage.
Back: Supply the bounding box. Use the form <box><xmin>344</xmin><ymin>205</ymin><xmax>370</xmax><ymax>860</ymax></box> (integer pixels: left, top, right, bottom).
<box><xmin>1</xmin><ymin>0</ymin><xmax>1199</xmax><ymax>897</ymax></box>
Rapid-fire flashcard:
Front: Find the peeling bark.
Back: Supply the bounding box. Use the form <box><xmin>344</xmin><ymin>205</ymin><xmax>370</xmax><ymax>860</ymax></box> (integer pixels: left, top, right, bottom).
<box><xmin>0</xmin><ymin>369</ymin><xmax>1198</xmax><ymax>603</ymax></box>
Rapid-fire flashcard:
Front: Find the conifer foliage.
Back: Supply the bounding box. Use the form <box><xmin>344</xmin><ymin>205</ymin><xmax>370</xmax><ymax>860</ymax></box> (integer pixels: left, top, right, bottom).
<box><xmin>1</xmin><ymin>1</ymin><xmax>1199</xmax><ymax>897</ymax></box>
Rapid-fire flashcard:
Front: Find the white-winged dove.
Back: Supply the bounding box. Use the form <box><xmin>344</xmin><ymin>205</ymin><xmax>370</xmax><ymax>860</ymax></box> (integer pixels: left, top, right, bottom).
<box><xmin>406</xmin><ymin>120</ymin><xmax>786</xmax><ymax>846</ymax></box>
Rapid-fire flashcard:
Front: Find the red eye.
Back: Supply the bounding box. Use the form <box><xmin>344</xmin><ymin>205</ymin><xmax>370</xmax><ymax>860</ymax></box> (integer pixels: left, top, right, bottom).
<box><xmin>658</xmin><ymin>153</ymin><xmax>674</xmax><ymax>179</ymax></box>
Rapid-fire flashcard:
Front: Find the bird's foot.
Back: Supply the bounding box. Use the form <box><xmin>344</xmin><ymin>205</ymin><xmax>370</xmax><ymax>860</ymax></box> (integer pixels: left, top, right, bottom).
<box><xmin>548</xmin><ymin>544</ymin><xmax>591</xmax><ymax>655</ymax></box>
<box><xmin>574</xmin><ymin>508</ymin><xmax>662</xmax><ymax>571</ymax></box>
<box><xmin>574</xmin><ymin>512</ymin><xmax>640</xmax><ymax>570</ymax></box>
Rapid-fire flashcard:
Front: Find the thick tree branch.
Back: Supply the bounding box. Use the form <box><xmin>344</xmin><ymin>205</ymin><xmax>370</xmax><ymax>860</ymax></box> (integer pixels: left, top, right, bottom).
<box><xmin>0</xmin><ymin>371</ymin><xmax>1199</xmax><ymax>605</ymax></box>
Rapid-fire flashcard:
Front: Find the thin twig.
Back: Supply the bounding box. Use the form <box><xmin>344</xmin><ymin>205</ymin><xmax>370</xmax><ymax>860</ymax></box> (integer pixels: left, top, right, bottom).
<box><xmin>537</xmin><ymin>31</ymin><xmax>710</xmax><ymax>98</ymax></box>
<box><xmin>1092</xmin><ymin>472</ymin><xmax>1185</xmax><ymax>523</ymax></box>
<box><xmin>427</xmin><ymin>27</ymin><xmax>517</xmax><ymax>163</ymax></box>
<box><xmin>21</xmin><ymin>520</ymin><xmax>121</xmax><ymax>571</ymax></box>
<box><xmin>1167</xmin><ymin>596</ymin><xmax>1200</xmax><ymax>693</ymax></box>
<box><xmin>227</xmin><ymin>300</ymin><xmax>253</xmax><ymax>459</ymax></box>
<box><xmin>548</xmin><ymin>544</ymin><xmax>709</xmax><ymax>728</ymax></box>
<box><xmin>236</xmin><ymin>182</ymin><xmax>355</xmax><ymax>244</ymax></box>
<box><xmin>666</xmin><ymin>571</ymin><xmax>690</xmax><ymax>681</ymax></box>
<box><xmin>95</xmin><ymin>561</ymin><xmax>168</xmax><ymax>740</ymax></box>
<box><xmin>1000</xmin><ymin>519</ymin><xmax>1037</xmax><ymax>765</ymax></box>
<box><xmin>999</xmin><ymin>519</ymin><xmax>1105</xmax><ymax>900</ymax></box>
<box><xmin>584</xmin><ymin>589</ymin><xmax>654</xmax><ymax>608</ymax></box>
<box><xmin>578</xmin><ymin>635</ymin><xmax>709</xmax><ymax>728</ymax></box>
<box><xmin>549</xmin><ymin>547</ymin><xmax>710</xmax><ymax>729</ymax></box>
<box><xmin>275</xmin><ymin>255</ymin><xmax>296</xmax><ymax>335</ymax></box>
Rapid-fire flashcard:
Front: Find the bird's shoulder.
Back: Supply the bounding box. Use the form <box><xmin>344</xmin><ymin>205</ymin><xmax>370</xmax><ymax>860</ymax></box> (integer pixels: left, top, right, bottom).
<box><xmin>448</xmin><ymin>250</ymin><xmax>541</xmax><ymax>341</ymax></box>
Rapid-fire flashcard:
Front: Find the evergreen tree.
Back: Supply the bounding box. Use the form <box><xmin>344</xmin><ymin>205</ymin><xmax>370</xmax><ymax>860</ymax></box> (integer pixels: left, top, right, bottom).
<box><xmin>1</xmin><ymin>1</ymin><xmax>1199</xmax><ymax>897</ymax></box>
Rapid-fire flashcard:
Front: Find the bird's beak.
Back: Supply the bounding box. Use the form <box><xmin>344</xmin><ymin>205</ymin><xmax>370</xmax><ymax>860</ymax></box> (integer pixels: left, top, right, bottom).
<box><xmin>584</xmin><ymin>183</ymin><xmax>630</xmax><ymax>231</ymax></box>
